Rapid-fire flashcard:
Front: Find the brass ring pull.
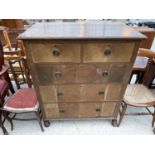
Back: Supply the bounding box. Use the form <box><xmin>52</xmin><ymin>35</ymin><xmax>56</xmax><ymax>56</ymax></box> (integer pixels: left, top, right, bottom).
<box><xmin>52</xmin><ymin>48</ymin><xmax>61</xmax><ymax>56</ymax></box>
<box><xmin>104</xmin><ymin>48</ymin><xmax>112</xmax><ymax>56</ymax></box>
<box><xmin>54</xmin><ymin>71</ymin><xmax>62</xmax><ymax>78</ymax></box>
<box><xmin>102</xmin><ymin>71</ymin><xmax>108</xmax><ymax>77</ymax></box>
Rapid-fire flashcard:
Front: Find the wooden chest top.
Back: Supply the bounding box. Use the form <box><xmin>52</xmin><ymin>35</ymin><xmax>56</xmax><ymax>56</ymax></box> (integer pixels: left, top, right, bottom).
<box><xmin>18</xmin><ymin>22</ymin><xmax>146</xmax><ymax>40</ymax></box>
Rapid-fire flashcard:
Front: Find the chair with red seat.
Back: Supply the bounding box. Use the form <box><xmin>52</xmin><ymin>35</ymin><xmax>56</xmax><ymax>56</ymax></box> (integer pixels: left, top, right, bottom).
<box><xmin>0</xmin><ymin>79</ymin><xmax>9</xmax><ymax>135</ymax></box>
<box><xmin>0</xmin><ymin>57</ymin><xmax>44</xmax><ymax>134</ymax></box>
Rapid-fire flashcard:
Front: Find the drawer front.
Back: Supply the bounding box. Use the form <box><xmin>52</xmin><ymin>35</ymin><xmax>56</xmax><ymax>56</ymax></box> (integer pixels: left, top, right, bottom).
<box><xmin>43</xmin><ymin>102</ymin><xmax>117</xmax><ymax>119</ymax></box>
<box><xmin>83</xmin><ymin>42</ymin><xmax>135</xmax><ymax>63</ymax></box>
<box><xmin>35</xmin><ymin>63</ymin><xmax>127</xmax><ymax>85</ymax></box>
<box><xmin>39</xmin><ymin>84</ymin><xmax>122</xmax><ymax>103</ymax></box>
<box><xmin>59</xmin><ymin>103</ymin><xmax>101</xmax><ymax>118</ymax></box>
<box><xmin>35</xmin><ymin>64</ymin><xmax>76</xmax><ymax>85</ymax></box>
<box><xmin>30</xmin><ymin>43</ymin><xmax>81</xmax><ymax>63</ymax></box>
<box><xmin>57</xmin><ymin>84</ymin><xmax>106</xmax><ymax>102</ymax></box>
<box><xmin>44</xmin><ymin>102</ymin><xmax>101</xmax><ymax>119</ymax></box>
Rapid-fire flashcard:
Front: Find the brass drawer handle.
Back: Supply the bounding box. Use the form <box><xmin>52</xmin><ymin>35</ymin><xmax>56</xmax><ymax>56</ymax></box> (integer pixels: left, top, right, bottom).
<box><xmin>59</xmin><ymin>110</ymin><xmax>65</xmax><ymax>113</ymax></box>
<box><xmin>52</xmin><ymin>48</ymin><xmax>61</xmax><ymax>56</ymax></box>
<box><xmin>54</xmin><ymin>71</ymin><xmax>62</xmax><ymax>78</ymax></box>
<box><xmin>104</xmin><ymin>48</ymin><xmax>112</xmax><ymax>56</ymax></box>
<box><xmin>96</xmin><ymin>108</ymin><xmax>101</xmax><ymax>112</ymax></box>
<box><xmin>57</xmin><ymin>92</ymin><xmax>63</xmax><ymax>96</ymax></box>
<box><xmin>98</xmin><ymin>91</ymin><xmax>104</xmax><ymax>95</ymax></box>
<box><xmin>102</xmin><ymin>71</ymin><xmax>108</xmax><ymax>77</ymax></box>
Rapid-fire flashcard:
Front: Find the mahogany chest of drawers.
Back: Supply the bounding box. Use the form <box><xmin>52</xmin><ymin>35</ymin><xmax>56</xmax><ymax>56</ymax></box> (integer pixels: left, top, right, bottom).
<box><xmin>19</xmin><ymin>22</ymin><xmax>145</xmax><ymax>126</ymax></box>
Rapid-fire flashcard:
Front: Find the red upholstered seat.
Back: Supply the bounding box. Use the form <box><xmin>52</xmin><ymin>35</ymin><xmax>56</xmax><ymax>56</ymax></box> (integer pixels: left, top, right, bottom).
<box><xmin>4</xmin><ymin>88</ymin><xmax>38</xmax><ymax>111</ymax></box>
<box><xmin>0</xmin><ymin>79</ymin><xmax>8</xmax><ymax>96</ymax></box>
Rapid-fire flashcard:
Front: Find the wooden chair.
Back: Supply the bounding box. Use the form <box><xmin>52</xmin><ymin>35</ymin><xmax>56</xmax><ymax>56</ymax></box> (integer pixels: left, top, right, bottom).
<box><xmin>2</xmin><ymin>30</ymin><xmax>21</xmax><ymax>58</ymax></box>
<box><xmin>0</xmin><ymin>39</ymin><xmax>15</xmax><ymax>94</ymax></box>
<box><xmin>2</xmin><ymin>30</ymin><xmax>27</xmax><ymax>84</ymax></box>
<box><xmin>129</xmin><ymin>48</ymin><xmax>155</xmax><ymax>85</ymax></box>
<box><xmin>117</xmin><ymin>84</ymin><xmax>155</xmax><ymax>134</ymax></box>
<box><xmin>117</xmin><ymin>50</ymin><xmax>155</xmax><ymax>134</ymax></box>
<box><xmin>0</xmin><ymin>57</ymin><xmax>44</xmax><ymax>134</ymax></box>
<box><xmin>130</xmin><ymin>26</ymin><xmax>155</xmax><ymax>84</ymax></box>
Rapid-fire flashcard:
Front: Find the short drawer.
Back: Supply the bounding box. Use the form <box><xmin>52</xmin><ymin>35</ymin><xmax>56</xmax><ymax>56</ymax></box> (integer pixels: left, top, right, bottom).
<box><xmin>39</xmin><ymin>83</ymin><xmax>122</xmax><ymax>103</ymax></box>
<box><xmin>83</xmin><ymin>42</ymin><xmax>135</xmax><ymax>63</ymax></box>
<box><xmin>30</xmin><ymin>43</ymin><xmax>81</xmax><ymax>63</ymax></box>
<box><xmin>35</xmin><ymin>63</ymin><xmax>127</xmax><ymax>85</ymax></box>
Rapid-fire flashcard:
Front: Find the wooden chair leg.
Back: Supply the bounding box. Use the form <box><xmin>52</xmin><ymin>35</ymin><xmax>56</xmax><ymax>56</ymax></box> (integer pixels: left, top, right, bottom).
<box><xmin>6</xmin><ymin>116</ymin><xmax>14</xmax><ymax>131</ymax></box>
<box><xmin>153</xmin><ymin>128</ymin><xmax>155</xmax><ymax>134</ymax></box>
<box><xmin>35</xmin><ymin>111</ymin><xmax>44</xmax><ymax>132</ymax></box>
<box><xmin>128</xmin><ymin>73</ymin><xmax>133</xmax><ymax>84</ymax></box>
<box><xmin>135</xmin><ymin>72</ymin><xmax>141</xmax><ymax>83</ymax></box>
<box><xmin>3</xmin><ymin>111</ymin><xmax>14</xmax><ymax>131</ymax></box>
<box><xmin>4</xmin><ymin>72</ymin><xmax>15</xmax><ymax>94</ymax></box>
<box><xmin>0</xmin><ymin>114</ymin><xmax>9</xmax><ymax>135</ymax></box>
<box><xmin>138</xmin><ymin>72</ymin><xmax>144</xmax><ymax>84</ymax></box>
<box><xmin>117</xmin><ymin>102</ymin><xmax>127</xmax><ymax>126</ymax></box>
<box><xmin>152</xmin><ymin>107</ymin><xmax>155</xmax><ymax>127</ymax></box>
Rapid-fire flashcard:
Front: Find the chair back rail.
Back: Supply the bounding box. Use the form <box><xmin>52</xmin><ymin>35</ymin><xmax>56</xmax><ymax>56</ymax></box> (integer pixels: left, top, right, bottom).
<box><xmin>8</xmin><ymin>56</ymin><xmax>32</xmax><ymax>89</ymax></box>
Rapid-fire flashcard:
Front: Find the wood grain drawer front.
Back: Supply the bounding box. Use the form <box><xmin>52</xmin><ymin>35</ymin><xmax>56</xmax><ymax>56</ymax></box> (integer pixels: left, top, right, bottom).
<box><xmin>44</xmin><ymin>102</ymin><xmax>116</xmax><ymax>119</ymax></box>
<box><xmin>59</xmin><ymin>103</ymin><xmax>101</xmax><ymax>118</ymax></box>
<box><xmin>83</xmin><ymin>42</ymin><xmax>135</xmax><ymax>63</ymax></box>
<box><xmin>100</xmin><ymin>102</ymin><xmax>117</xmax><ymax>117</ymax></box>
<box><xmin>30</xmin><ymin>43</ymin><xmax>81</xmax><ymax>63</ymax></box>
<box><xmin>39</xmin><ymin>84</ymin><xmax>122</xmax><ymax>103</ymax></box>
<box><xmin>35</xmin><ymin>64</ymin><xmax>127</xmax><ymax>85</ymax></box>
<box><xmin>36</xmin><ymin>64</ymin><xmax>76</xmax><ymax>85</ymax></box>
<box><xmin>57</xmin><ymin>84</ymin><xmax>106</xmax><ymax>102</ymax></box>
<box><xmin>44</xmin><ymin>103</ymin><xmax>59</xmax><ymax>118</ymax></box>
<box><xmin>35</xmin><ymin>64</ymin><xmax>110</xmax><ymax>85</ymax></box>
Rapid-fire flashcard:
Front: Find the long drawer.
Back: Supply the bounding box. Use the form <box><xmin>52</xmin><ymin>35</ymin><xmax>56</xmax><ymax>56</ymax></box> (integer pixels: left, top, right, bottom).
<box><xmin>39</xmin><ymin>84</ymin><xmax>122</xmax><ymax>103</ymax></box>
<box><xmin>35</xmin><ymin>63</ymin><xmax>128</xmax><ymax>85</ymax></box>
<box><xmin>43</xmin><ymin>102</ymin><xmax>117</xmax><ymax>119</ymax></box>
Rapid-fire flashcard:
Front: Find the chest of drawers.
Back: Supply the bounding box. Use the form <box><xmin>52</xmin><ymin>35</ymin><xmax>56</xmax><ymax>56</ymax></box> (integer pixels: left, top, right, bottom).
<box><xmin>19</xmin><ymin>22</ymin><xmax>145</xmax><ymax>126</ymax></box>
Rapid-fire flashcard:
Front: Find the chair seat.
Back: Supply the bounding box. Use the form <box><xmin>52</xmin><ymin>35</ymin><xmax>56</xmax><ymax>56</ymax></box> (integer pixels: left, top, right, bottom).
<box><xmin>124</xmin><ymin>84</ymin><xmax>155</xmax><ymax>107</ymax></box>
<box><xmin>4</xmin><ymin>88</ymin><xmax>39</xmax><ymax>112</ymax></box>
<box><xmin>0</xmin><ymin>80</ymin><xmax>8</xmax><ymax>96</ymax></box>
